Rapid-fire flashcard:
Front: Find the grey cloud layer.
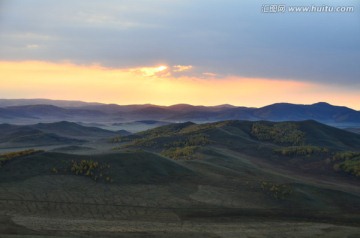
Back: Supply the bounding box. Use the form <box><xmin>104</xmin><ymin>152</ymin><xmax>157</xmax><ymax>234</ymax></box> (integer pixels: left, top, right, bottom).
<box><xmin>0</xmin><ymin>0</ymin><xmax>359</xmax><ymax>83</ymax></box>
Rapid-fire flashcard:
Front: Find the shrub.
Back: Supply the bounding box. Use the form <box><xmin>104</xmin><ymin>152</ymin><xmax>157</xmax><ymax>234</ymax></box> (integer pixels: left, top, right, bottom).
<box><xmin>334</xmin><ymin>158</ymin><xmax>360</xmax><ymax>177</ymax></box>
<box><xmin>161</xmin><ymin>146</ymin><xmax>199</xmax><ymax>160</ymax></box>
<box><xmin>274</xmin><ymin>146</ymin><xmax>328</xmax><ymax>156</ymax></box>
<box><xmin>51</xmin><ymin>159</ymin><xmax>113</xmax><ymax>183</ymax></box>
<box><xmin>164</xmin><ymin>134</ymin><xmax>211</xmax><ymax>148</ymax></box>
<box><xmin>332</xmin><ymin>151</ymin><xmax>360</xmax><ymax>161</ymax></box>
<box><xmin>261</xmin><ymin>181</ymin><xmax>293</xmax><ymax>200</ymax></box>
<box><xmin>332</xmin><ymin>151</ymin><xmax>360</xmax><ymax>177</ymax></box>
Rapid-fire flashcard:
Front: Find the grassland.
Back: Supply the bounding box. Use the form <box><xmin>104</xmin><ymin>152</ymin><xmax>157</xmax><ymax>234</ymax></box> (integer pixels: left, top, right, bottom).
<box><xmin>0</xmin><ymin>120</ymin><xmax>360</xmax><ymax>237</ymax></box>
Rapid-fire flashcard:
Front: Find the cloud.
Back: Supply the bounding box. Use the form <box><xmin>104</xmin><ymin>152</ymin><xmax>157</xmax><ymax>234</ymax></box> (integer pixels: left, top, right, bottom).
<box><xmin>173</xmin><ymin>65</ymin><xmax>193</xmax><ymax>72</ymax></box>
<box><xmin>26</xmin><ymin>44</ymin><xmax>40</xmax><ymax>49</ymax></box>
<box><xmin>0</xmin><ymin>0</ymin><xmax>358</xmax><ymax>84</ymax></box>
<box><xmin>202</xmin><ymin>72</ymin><xmax>217</xmax><ymax>78</ymax></box>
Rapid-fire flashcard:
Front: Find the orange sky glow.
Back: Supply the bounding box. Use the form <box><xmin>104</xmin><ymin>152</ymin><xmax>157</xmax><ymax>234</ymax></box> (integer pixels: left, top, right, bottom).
<box><xmin>0</xmin><ymin>61</ymin><xmax>359</xmax><ymax>109</ymax></box>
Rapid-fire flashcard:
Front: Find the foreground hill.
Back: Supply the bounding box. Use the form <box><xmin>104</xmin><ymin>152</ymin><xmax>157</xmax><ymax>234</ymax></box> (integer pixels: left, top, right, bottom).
<box><xmin>1</xmin><ymin>148</ymin><xmax>359</xmax><ymax>219</ymax></box>
<box><xmin>0</xmin><ymin>120</ymin><xmax>360</xmax><ymax>237</ymax></box>
<box><xmin>118</xmin><ymin>120</ymin><xmax>360</xmax><ymax>178</ymax></box>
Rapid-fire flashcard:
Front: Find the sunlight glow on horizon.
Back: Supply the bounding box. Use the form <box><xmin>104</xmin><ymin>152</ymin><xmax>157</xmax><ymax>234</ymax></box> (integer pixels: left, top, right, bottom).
<box><xmin>157</xmin><ymin>66</ymin><xmax>167</xmax><ymax>71</ymax></box>
<box><xmin>0</xmin><ymin>61</ymin><xmax>359</xmax><ymax>110</ymax></box>
<box><xmin>134</xmin><ymin>65</ymin><xmax>169</xmax><ymax>77</ymax></box>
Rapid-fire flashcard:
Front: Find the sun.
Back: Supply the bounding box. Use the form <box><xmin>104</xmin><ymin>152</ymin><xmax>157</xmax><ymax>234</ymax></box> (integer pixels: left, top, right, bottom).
<box><xmin>134</xmin><ymin>65</ymin><xmax>168</xmax><ymax>77</ymax></box>
<box><xmin>156</xmin><ymin>65</ymin><xmax>167</xmax><ymax>72</ymax></box>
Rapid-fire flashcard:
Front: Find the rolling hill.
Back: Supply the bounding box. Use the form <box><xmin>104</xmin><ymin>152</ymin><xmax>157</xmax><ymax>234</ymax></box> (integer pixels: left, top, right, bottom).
<box><xmin>1</xmin><ymin>120</ymin><xmax>359</xmax><ymax>222</ymax></box>
<box><xmin>0</xmin><ymin>121</ymin><xmax>129</xmax><ymax>148</ymax></box>
<box><xmin>0</xmin><ymin>124</ymin><xmax>84</xmax><ymax>148</ymax></box>
<box><xmin>33</xmin><ymin>121</ymin><xmax>129</xmax><ymax>138</ymax></box>
<box><xmin>122</xmin><ymin>119</ymin><xmax>360</xmax><ymax>150</ymax></box>
<box><xmin>1</xmin><ymin>119</ymin><xmax>360</xmax><ymax>237</ymax></box>
<box><xmin>117</xmin><ymin>120</ymin><xmax>360</xmax><ymax>178</ymax></box>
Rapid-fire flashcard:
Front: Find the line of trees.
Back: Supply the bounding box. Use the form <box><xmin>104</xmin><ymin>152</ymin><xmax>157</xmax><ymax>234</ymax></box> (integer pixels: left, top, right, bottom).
<box><xmin>164</xmin><ymin>135</ymin><xmax>211</xmax><ymax>148</ymax></box>
<box><xmin>274</xmin><ymin>146</ymin><xmax>328</xmax><ymax>156</ymax></box>
<box><xmin>332</xmin><ymin>151</ymin><xmax>360</xmax><ymax>177</ymax></box>
<box><xmin>52</xmin><ymin>159</ymin><xmax>113</xmax><ymax>183</ymax></box>
<box><xmin>251</xmin><ymin>122</ymin><xmax>305</xmax><ymax>146</ymax></box>
<box><xmin>0</xmin><ymin>149</ymin><xmax>43</xmax><ymax>167</ymax></box>
<box><xmin>161</xmin><ymin>146</ymin><xmax>199</xmax><ymax>160</ymax></box>
<box><xmin>332</xmin><ymin>151</ymin><xmax>360</xmax><ymax>161</ymax></box>
<box><xmin>334</xmin><ymin>159</ymin><xmax>360</xmax><ymax>177</ymax></box>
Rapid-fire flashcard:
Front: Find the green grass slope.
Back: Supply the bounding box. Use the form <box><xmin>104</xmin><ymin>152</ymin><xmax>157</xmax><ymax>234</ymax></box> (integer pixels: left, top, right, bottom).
<box><xmin>33</xmin><ymin>121</ymin><xmax>124</xmax><ymax>138</ymax></box>
<box><xmin>0</xmin><ymin>125</ymin><xmax>84</xmax><ymax>148</ymax></box>
<box><xmin>123</xmin><ymin>120</ymin><xmax>360</xmax><ymax>148</ymax></box>
<box><xmin>117</xmin><ymin>120</ymin><xmax>360</xmax><ymax>179</ymax></box>
<box><xmin>297</xmin><ymin>120</ymin><xmax>360</xmax><ymax>149</ymax></box>
<box><xmin>0</xmin><ymin>151</ymin><xmax>194</xmax><ymax>184</ymax></box>
<box><xmin>1</xmin><ymin>120</ymin><xmax>360</xmax><ymax>234</ymax></box>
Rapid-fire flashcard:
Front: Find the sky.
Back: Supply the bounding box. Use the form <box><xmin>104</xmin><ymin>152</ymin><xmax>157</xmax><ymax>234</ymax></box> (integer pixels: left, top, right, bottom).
<box><xmin>0</xmin><ymin>0</ymin><xmax>359</xmax><ymax>109</ymax></box>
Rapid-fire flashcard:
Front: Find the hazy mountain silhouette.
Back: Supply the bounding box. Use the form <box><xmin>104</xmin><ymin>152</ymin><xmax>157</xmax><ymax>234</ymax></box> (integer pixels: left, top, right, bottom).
<box><xmin>0</xmin><ymin>100</ymin><xmax>359</xmax><ymax>126</ymax></box>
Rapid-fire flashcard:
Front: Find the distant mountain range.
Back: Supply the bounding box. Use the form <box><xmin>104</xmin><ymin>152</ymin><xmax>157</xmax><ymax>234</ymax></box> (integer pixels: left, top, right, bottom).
<box><xmin>0</xmin><ymin>99</ymin><xmax>102</xmax><ymax>108</ymax></box>
<box><xmin>0</xmin><ymin>99</ymin><xmax>359</xmax><ymax>127</ymax></box>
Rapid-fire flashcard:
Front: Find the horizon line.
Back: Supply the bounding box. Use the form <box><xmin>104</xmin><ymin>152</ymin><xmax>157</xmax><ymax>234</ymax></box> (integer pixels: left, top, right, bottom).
<box><xmin>0</xmin><ymin>98</ymin><xmax>358</xmax><ymax>111</ymax></box>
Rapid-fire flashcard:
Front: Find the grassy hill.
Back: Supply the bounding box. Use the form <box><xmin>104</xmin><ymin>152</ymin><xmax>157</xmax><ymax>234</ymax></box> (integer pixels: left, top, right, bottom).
<box><xmin>117</xmin><ymin>120</ymin><xmax>360</xmax><ymax>178</ymax></box>
<box><xmin>0</xmin><ymin>135</ymin><xmax>359</xmax><ymax>225</ymax></box>
<box><xmin>120</xmin><ymin>120</ymin><xmax>360</xmax><ymax>150</ymax></box>
<box><xmin>0</xmin><ymin>150</ymin><xmax>194</xmax><ymax>184</ymax></box>
<box><xmin>0</xmin><ymin>122</ymin><xmax>129</xmax><ymax>148</ymax></box>
<box><xmin>0</xmin><ymin>124</ymin><xmax>84</xmax><ymax>148</ymax></box>
<box><xmin>33</xmin><ymin>121</ymin><xmax>125</xmax><ymax>138</ymax></box>
<box><xmin>1</xmin><ymin>120</ymin><xmax>360</xmax><ymax>237</ymax></box>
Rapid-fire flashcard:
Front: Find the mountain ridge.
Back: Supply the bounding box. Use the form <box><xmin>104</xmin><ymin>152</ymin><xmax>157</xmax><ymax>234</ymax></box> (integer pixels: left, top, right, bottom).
<box><xmin>0</xmin><ymin>99</ymin><xmax>359</xmax><ymax>126</ymax></box>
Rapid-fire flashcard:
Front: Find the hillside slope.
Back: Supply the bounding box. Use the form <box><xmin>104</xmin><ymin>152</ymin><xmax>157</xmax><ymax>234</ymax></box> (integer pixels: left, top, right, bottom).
<box><xmin>33</xmin><ymin>121</ymin><xmax>127</xmax><ymax>138</ymax></box>
<box><xmin>0</xmin><ymin>124</ymin><xmax>84</xmax><ymax>148</ymax></box>
<box><xmin>0</xmin><ymin>122</ymin><xmax>129</xmax><ymax>148</ymax></box>
<box><xmin>118</xmin><ymin>120</ymin><xmax>360</xmax><ymax>179</ymax></box>
<box><xmin>1</xmin><ymin>120</ymin><xmax>360</xmax><ymax>237</ymax></box>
